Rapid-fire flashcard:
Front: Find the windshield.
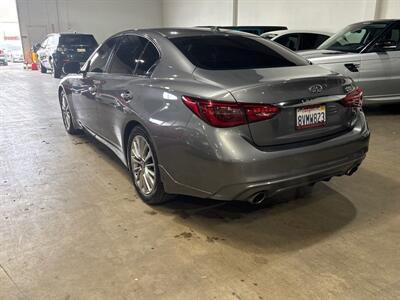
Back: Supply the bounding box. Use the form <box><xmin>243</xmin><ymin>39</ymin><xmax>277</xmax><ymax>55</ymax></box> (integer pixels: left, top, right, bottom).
<box><xmin>59</xmin><ymin>35</ymin><xmax>97</xmax><ymax>47</ymax></box>
<box><xmin>318</xmin><ymin>22</ymin><xmax>390</xmax><ymax>52</ymax></box>
<box><xmin>170</xmin><ymin>35</ymin><xmax>308</xmax><ymax>70</ymax></box>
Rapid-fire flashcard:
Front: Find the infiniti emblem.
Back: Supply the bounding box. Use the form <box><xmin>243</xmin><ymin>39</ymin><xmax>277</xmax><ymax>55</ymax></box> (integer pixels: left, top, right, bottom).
<box><xmin>309</xmin><ymin>84</ymin><xmax>324</xmax><ymax>94</ymax></box>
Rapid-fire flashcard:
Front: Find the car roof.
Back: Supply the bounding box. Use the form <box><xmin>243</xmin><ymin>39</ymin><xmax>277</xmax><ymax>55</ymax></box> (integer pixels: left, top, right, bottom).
<box><xmin>111</xmin><ymin>27</ymin><xmax>258</xmax><ymax>39</ymax></box>
<box><xmin>263</xmin><ymin>30</ymin><xmax>333</xmax><ymax>36</ymax></box>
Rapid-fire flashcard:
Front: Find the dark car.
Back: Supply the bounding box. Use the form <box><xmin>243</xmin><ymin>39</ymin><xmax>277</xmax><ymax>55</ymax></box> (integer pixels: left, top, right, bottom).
<box><xmin>0</xmin><ymin>49</ymin><xmax>8</xmax><ymax>66</ymax></box>
<box><xmin>262</xmin><ymin>30</ymin><xmax>332</xmax><ymax>51</ymax></box>
<box><xmin>36</xmin><ymin>33</ymin><xmax>98</xmax><ymax>78</ymax></box>
<box><xmin>58</xmin><ymin>28</ymin><xmax>369</xmax><ymax>205</ymax></box>
<box><xmin>198</xmin><ymin>26</ymin><xmax>287</xmax><ymax>35</ymax></box>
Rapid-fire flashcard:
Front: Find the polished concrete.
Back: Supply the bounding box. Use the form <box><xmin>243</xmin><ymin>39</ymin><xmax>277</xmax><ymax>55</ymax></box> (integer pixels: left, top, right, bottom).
<box><xmin>0</xmin><ymin>64</ymin><xmax>399</xmax><ymax>299</ymax></box>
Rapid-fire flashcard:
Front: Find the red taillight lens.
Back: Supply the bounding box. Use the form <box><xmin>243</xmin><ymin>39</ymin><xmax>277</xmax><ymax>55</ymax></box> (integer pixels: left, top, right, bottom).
<box><xmin>342</xmin><ymin>87</ymin><xmax>363</xmax><ymax>108</ymax></box>
<box><xmin>182</xmin><ymin>96</ymin><xmax>279</xmax><ymax>128</ymax></box>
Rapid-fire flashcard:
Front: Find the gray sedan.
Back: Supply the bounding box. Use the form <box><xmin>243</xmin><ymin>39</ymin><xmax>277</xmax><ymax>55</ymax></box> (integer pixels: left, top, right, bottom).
<box><xmin>59</xmin><ymin>28</ymin><xmax>369</xmax><ymax>204</ymax></box>
<box><xmin>299</xmin><ymin>19</ymin><xmax>400</xmax><ymax>104</ymax></box>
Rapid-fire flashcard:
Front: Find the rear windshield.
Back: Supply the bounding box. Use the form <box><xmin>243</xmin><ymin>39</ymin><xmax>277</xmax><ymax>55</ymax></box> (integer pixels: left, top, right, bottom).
<box><xmin>60</xmin><ymin>35</ymin><xmax>97</xmax><ymax>47</ymax></box>
<box><xmin>170</xmin><ymin>35</ymin><xmax>308</xmax><ymax>70</ymax></box>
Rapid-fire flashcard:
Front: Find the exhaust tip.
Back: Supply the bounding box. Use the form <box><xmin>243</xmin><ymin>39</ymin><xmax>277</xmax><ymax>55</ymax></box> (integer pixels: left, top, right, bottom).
<box><xmin>346</xmin><ymin>165</ymin><xmax>359</xmax><ymax>176</ymax></box>
<box><xmin>248</xmin><ymin>192</ymin><xmax>266</xmax><ymax>205</ymax></box>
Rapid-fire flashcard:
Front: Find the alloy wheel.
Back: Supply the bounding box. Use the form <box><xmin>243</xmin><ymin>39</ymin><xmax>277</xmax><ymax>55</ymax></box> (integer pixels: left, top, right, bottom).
<box><xmin>61</xmin><ymin>94</ymin><xmax>72</xmax><ymax>131</ymax></box>
<box><xmin>130</xmin><ymin>135</ymin><xmax>156</xmax><ymax>195</ymax></box>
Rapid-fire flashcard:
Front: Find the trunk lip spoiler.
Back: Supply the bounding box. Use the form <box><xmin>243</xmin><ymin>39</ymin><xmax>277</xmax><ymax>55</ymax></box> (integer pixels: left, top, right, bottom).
<box><xmin>276</xmin><ymin>94</ymin><xmax>346</xmax><ymax>108</ymax></box>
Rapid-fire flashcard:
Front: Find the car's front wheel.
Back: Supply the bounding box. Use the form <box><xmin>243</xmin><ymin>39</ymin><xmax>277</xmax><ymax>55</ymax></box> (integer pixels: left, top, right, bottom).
<box><xmin>40</xmin><ymin>63</ymin><xmax>47</xmax><ymax>73</ymax></box>
<box><xmin>60</xmin><ymin>91</ymin><xmax>81</xmax><ymax>135</ymax></box>
<box><xmin>128</xmin><ymin>127</ymin><xmax>170</xmax><ymax>204</ymax></box>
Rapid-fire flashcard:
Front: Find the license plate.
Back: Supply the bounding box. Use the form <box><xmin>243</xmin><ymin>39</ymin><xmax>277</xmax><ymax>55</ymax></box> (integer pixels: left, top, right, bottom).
<box><xmin>296</xmin><ymin>105</ymin><xmax>326</xmax><ymax>129</ymax></box>
<box><xmin>76</xmin><ymin>48</ymin><xmax>86</xmax><ymax>53</ymax></box>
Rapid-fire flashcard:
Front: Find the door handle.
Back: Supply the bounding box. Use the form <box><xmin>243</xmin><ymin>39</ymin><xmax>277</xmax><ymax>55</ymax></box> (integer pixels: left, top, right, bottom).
<box><xmin>88</xmin><ymin>86</ymin><xmax>97</xmax><ymax>94</ymax></box>
<box><xmin>120</xmin><ymin>90</ymin><xmax>133</xmax><ymax>101</ymax></box>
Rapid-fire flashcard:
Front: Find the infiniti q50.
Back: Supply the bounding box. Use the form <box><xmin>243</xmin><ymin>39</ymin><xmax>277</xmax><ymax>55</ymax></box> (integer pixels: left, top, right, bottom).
<box><xmin>58</xmin><ymin>28</ymin><xmax>370</xmax><ymax>204</ymax></box>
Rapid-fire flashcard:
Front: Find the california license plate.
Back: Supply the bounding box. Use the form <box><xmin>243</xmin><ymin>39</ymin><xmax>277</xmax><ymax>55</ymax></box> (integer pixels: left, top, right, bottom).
<box><xmin>296</xmin><ymin>105</ymin><xmax>326</xmax><ymax>129</ymax></box>
<box><xmin>77</xmin><ymin>48</ymin><xmax>86</xmax><ymax>53</ymax></box>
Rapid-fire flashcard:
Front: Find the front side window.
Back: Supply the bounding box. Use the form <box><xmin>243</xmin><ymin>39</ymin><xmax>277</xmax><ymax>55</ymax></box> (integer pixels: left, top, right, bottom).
<box><xmin>373</xmin><ymin>23</ymin><xmax>400</xmax><ymax>51</ymax></box>
<box><xmin>170</xmin><ymin>35</ymin><xmax>308</xmax><ymax>70</ymax></box>
<box><xmin>109</xmin><ymin>35</ymin><xmax>147</xmax><ymax>75</ymax></box>
<box><xmin>88</xmin><ymin>38</ymin><xmax>117</xmax><ymax>73</ymax></box>
<box><xmin>300</xmin><ymin>34</ymin><xmax>329</xmax><ymax>50</ymax></box>
<box><xmin>318</xmin><ymin>22</ymin><xmax>390</xmax><ymax>52</ymax></box>
<box><xmin>275</xmin><ymin>34</ymin><xmax>300</xmax><ymax>51</ymax></box>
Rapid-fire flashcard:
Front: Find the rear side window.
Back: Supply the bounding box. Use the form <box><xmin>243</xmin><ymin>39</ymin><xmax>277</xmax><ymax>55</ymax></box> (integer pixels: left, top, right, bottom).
<box><xmin>109</xmin><ymin>35</ymin><xmax>147</xmax><ymax>75</ymax></box>
<box><xmin>170</xmin><ymin>35</ymin><xmax>307</xmax><ymax>70</ymax></box>
<box><xmin>60</xmin><ymin>35</ymin><xmax>97</xmax><ymax>47</ymax></box>
<box><xmin>135</xmin><ymin>42</ymin><xmax>160</xmax><ymax>76</ymax></box>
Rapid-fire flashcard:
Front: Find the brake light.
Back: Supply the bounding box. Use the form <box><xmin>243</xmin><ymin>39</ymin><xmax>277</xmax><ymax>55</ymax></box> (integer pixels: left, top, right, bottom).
<box><xmin>182</xmin><ymin>96</ymin><xmax>280</xmax><ymax>128</ymax></box>
<box><xmin>342</xmin><ymin>87</ymin><xmax>363</xmax><ymax>108</ymax></box>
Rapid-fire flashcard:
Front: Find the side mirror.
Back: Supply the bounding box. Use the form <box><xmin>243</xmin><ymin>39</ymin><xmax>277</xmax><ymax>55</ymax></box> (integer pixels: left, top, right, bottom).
<box><xmin>375</xmin><ymin>40</ymin><xmax>397</xmax><ymax>51</ymax></box>
<box><xmin>63</xmin><ymin>61</ymin><xmax>81</xmax><ymax>74</ymax></box>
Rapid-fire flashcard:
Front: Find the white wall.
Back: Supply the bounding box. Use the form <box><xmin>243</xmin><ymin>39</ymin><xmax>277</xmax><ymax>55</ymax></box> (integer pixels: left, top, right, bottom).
<box><xmin>163</xmin><ymin>0</ymin><xmax>234</xmax><ymax>27</ymax></box>
<box><xmin>376</xmin><ymin>0</ymin><xmax>400</xmax><ymax>19</ymax></box>
<box><xmin>16</xmin><ymin>0</ymin><xmax>163</xmax><ymax>60</ymax></box>
<box><xmin>238</xmin><ymin>0</ymin><xmax>376</xmax><ymax>33</ymax></box>
<box><xmin>163</xmin><ymin>0</ymin><xmax>400</xmax><ymax>32</ymax></box>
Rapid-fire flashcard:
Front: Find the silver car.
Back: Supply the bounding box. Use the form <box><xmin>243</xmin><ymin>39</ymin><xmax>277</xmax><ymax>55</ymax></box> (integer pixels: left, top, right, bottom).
<box><xmin>262</xmin><ymin>30</ymin><xmax>332</xmax><ymax>51</ymax></box>
<box><xmin>299</xmin><ymin>19</ymin><xmax>400</xmax><ymax>104</ymax></box>
<box><xmin>59</xmin><ymin>28</ymin><xmax>369</xmax><ymax>204</ymax></box>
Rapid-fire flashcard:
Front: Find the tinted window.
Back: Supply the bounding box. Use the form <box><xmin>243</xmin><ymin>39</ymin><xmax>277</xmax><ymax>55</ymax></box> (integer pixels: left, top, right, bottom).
<box><xmin>170</xmin><ymin>35</ymin><xmax>307</xmax><ymax>70</ymax></box>
<box><xmin>109</xmin><ymin>35</ymin><xmax>147</xmax><ymax>75</ymax></box>
<box><xmin>60</xmin><ymin>35</ymin><xmax>97</xmax><ymax>47</ymax></box>
<box><xmin>275</xmin><ymin>34</ymin><xmax>300</xmax><ymax>51</ymax></box>
<box><xmin>88</xmin><ymin>38</ymin><xmax>117</xmax><ymax>73</ymax></box>
<box><xmin>135</xmin><ymin>42</ymin><xmax>160</xmax><ymax>76</ymax></box>
<box><xmin>300</xmin><ymin>33</ymin><xmax>329</xmax><ymax>50</ymax></box>
<box><xmin>375</xmin><ymin>23</ymin><xmax>400</xmax><ymax>51</ymax></box>
<box><xmin>319</xmin><ymin>22</ymin><xmax>389</xmax><ymax>52</ymax></box>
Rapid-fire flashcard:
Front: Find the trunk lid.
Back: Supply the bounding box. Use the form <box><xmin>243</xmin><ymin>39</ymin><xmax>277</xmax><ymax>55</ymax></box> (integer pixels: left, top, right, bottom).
<box><xmin>194</xmin><ymin>65</ymin><xmax>354</xmax><ymax>147</ymax></box>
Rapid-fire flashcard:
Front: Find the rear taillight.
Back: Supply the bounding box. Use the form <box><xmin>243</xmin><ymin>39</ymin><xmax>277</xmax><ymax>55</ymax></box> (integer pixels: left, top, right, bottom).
<box><xmin>342</xmin><ymin>87</ymin><xmax>363</xmax><ymax>108</ymax></box>
<box><xmin>182</xmin><ymin>96</ymin><xmax>280</xmax><ymax>128</ymax></box>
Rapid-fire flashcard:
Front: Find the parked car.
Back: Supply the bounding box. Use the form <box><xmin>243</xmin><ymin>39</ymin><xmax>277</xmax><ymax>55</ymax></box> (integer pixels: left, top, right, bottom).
<box><xmin>299</xmin><ymin>19</ymin><xmax>400</xmax><ymax>104</ymax></box>
<box><xmin>12</xmin><ymin>51</ymin><xmax>24</xmax><ymax>63</ymax></box>
<box><xmin>36</xmin><ymin>33</ymin><xmax>98</xmax><ymax>78</ymax></box>
<box><xmin>59</xmin><ymin>28</ymin><xmax>369</xmax><ymax>205</ymax></box>
<box><xmin>0</xmin><ymin>49</ymin><xmax>8</xmax><ymax>66</ymax></box>
<box><xmin>198</xmin><ymin>26</ymin><xmax>287</xmax><ymax>35</ymax></box>
<box><xmin>261</xmin><ymin>30</ymin><xmax>332</xmax><ymax>51</ymax></box>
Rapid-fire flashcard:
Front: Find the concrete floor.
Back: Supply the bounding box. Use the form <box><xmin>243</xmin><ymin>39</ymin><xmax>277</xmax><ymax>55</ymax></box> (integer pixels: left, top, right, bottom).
<box><xmin>0</xmin><ymin>64</ymin><xmax>399</xmax><ymax>300</ymax></box>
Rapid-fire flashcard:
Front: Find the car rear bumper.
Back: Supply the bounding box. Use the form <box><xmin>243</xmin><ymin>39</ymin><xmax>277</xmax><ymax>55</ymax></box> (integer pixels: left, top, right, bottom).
<box><xmin>159</xmin><ymin>110</ymin><xmax>370</xmax><ymax>201</ymax></box>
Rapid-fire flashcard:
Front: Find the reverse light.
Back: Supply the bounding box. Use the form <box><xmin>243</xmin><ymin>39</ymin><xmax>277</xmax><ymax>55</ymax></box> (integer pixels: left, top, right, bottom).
<box><xmin>342</xmin><ymin>87</ymin><xmax>363</xmax><ymax>108</ymax></box>
<box><xmin>182</xmin><ymin>96</ymin><xmax>280</xmax><ymax>128</ymax></box>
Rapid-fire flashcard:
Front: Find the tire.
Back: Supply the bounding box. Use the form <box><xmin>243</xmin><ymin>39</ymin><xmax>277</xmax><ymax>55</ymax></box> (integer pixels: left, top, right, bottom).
<box><xmin>128</xmin><ymin>126</ymin><xmax>171</xmax><ymax>204</ymax></box>
<box><xmin>59</xmin><ymin>90</ymin><xmax>81</xmax><ymax>135</ymax></box>
<box><xmin>53</xmin><ymin>66</ymin><xmax>61</xmax><ymax>78</ymax></box>
<box><xmin>296</xmin><ymin>184</ymin><xmax>315</xmax><ymax>199</ymax></box>
<box><xmin>40</xmin><ymin>63</ymin><xmax>47</xmax><ymax>73</ymax></box>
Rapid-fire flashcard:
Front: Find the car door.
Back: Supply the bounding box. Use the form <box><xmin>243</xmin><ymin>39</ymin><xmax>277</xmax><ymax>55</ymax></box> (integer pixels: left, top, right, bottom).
<box><xmin>73</xmin><ymin>37</ymin><xmax>118</xmax><ymax>132</ymax></box>
<box><xmin>359</xmin><ymin>22</ymin><xmax>400</xmax><ymax>101</ymax></box>
<box><xmin>95</xmin><ymin>35</ymin><xmax>159</xmax><ymax>149</ymax></box>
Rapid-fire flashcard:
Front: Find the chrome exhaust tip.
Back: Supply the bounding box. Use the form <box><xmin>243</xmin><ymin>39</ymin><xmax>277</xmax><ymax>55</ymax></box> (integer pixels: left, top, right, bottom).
<box><xmin>346</xmin><ymin>165</ymin><xmax>359</xmax><ymax>176</ymax></box>
<box><xmin>248</xmin><ymin>192</ymin><xmax>266</xmax><ymax>205</ymax></box>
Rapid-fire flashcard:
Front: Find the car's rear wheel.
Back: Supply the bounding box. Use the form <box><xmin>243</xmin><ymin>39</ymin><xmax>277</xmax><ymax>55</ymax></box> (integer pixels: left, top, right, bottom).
<box><xmin>128</xmin><ymin>127</ymin><xmax>170</xmax><ymax>204</ymax></box>
<box><xmin>60</xmin><ymin>91</ymin><xmax>81</xmax><ymax>135</ymax></box>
